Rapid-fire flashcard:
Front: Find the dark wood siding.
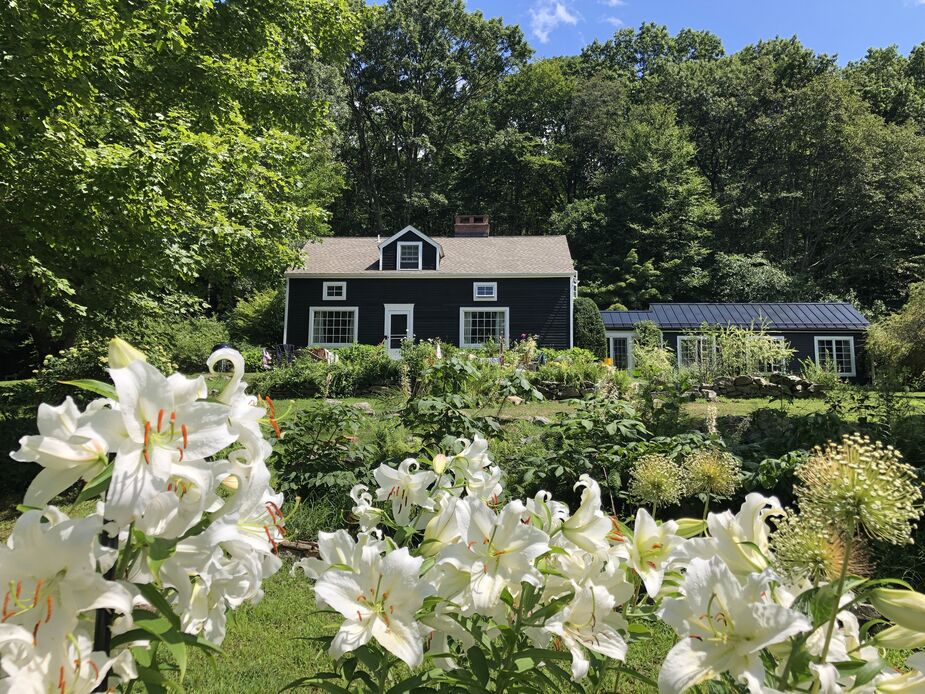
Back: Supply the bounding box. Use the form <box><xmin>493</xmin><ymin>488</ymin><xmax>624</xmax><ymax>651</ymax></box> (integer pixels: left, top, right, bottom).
<box><xmin>380</xmin><ymin>231</ymin><xmax>438</xmax><ymax>270</ymax></box>
<box><xmin>659</xmin><ymin>330</ymin><xmax>868</xmax><ymax>381</ymax></box>
<box><xmin>287</xmin><ymin>277</ymin><xmax>571</xmax><ymax>348</ymax></box>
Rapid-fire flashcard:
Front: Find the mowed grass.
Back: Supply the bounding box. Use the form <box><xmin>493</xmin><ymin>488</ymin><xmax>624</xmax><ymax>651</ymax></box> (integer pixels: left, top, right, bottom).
<box><xmin>182</xmin><ymin>560</ymin><xmax>675</xmax><ymax>693</ymax></box>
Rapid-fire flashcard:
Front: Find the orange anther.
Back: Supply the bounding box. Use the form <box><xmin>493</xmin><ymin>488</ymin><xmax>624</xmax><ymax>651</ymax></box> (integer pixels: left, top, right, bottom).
<box><xmin>157</xmin><ymin>409</ymin><xmax>165</xmax><ymax>433</ymax></box>
<box><xmin>144</xmin><ymin>420</ymin><xmax>151</xmax><ymax>448</ymax></box>
<box><xmin>33</xmin><ymin>578</ymin><xmax>44</xmax><ymax>607</ymax></box>
<box><xmin>45</xmin><ymin>595</ymin><xmax>52</xmax><ymax>623</ymax></box>
<box><xmin>181</xmin><ymin>424</ymin><xmax>188</xmax><ymax>449</ymax></box>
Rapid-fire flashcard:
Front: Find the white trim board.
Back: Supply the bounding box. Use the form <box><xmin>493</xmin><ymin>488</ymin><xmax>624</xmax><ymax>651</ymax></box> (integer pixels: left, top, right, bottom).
<box><xmin>308</xmin><ymin>306</ymin><xmax>359</xmax><ymax>347</ymax></box>
<box><xmin>282</xmin><ymin>277</ymin><xmax>290</xmax><ymax>344</ymax></box>
<box><xmin>459</xmin><ymin>306</ymin><xmax>510</xmax><ymax>348</ymax></box>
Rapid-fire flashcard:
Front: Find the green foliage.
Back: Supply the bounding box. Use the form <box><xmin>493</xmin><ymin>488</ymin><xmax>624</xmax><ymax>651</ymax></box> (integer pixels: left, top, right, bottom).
<box><xmin>228</xmin><ymin>288</ymin><xmax>285</xmax><ymax>347</ymax></box>
<box><xmin>572</xmin><ymin>297</ymin><xmax>607</xmax><ymax>358</ymax></box>
<box><xmin>867</xmin><ymin>281</ymin><xmax>925</xmax><ymax>381</ymax></box>
<box><xmin>1</xmin><ymin>0</ymin><xmax>359</xmax><ymax>362</ymax></box>
<box><xmin>250</xmin><ymin>344</ymin><xmax>399</xmax><ymax>399</ymax></box>
<box><xmin>154</xmin><ymin>317</ymin><xmax>230</xmax><ymax>374</ymax></box>
<box><xmin>272</xmin><ymin>401</ymin><xmax>367</xmax><ymax>498</ymax></box>
<box><xmin>800</xmin><ymin>357</ymin><xmax>843</xmax><ymax>389</ymax></box>
<box><xmin>706</xmin><ymin>324</ymin><xmax>797</xmax><ymax>377</ymax></box>
<box><xmin>711</xmin><ymin>253</ymin><xmax>795</xmax><ymax>302</ymax></box>
<box><xmin>34</xmin><ymin>338</ymin><xmax>174</xmax><ymax>403</ymax></box>
<box><xmin>532</xmin><ymin>348</ymin><xmax>609</xmax><ymax>388</ymax></box>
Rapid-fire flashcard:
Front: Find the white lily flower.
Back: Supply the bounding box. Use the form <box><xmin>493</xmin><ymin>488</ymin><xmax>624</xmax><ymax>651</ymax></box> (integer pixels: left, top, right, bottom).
<box><xmin>373</xmin><ymin>459</ymin><xmax>437</xmax><ymax>526</ymax></box>
<box><xmin>525</xmin><ymin>490</ymin><xmax>569</xmax><ymax>533</ymax></box>
<box><xmin>349</xmin><ymin>484</ymin><xmax>381</xmax><ymax>532</ymax></box>
<box><xmin>615</xmin><ymin>508</ymin><xmax>684</xmax><ymax>598</ymax></box>
<box><xmin>0</xmin><ymin>509</ymin><xmax>133</xmax><ymax>653</ymax></box>
<box><xmin>676</xmin><ymin>493</ymin><xmax>784</xmax><ymax>579</ymax></box>
<box><xmin>876</xmin><ymin>652</ymin><xmax>925</xmax><ymax>692</ymax></box>
<box><xmin>544</xmin><ymin>584</ymin><xmax>630</xmax><ymax>680</ymax></box>
<box><xmin>291</xmin><ymin>530</ymin><xmax>385</xmax><ymax>580</ymax></box>
<box><xmin>420</xmin><ymin>492</ymin><xmax>471</xmax><ymax>558</ymax></box>
<box><xmin>438</xmin><ymin>498</ymin><xmax>550</xmax><ymax>612</ymax></box>
<box><xmin>449</xmin><ymin>436</ymin><xmax>503</xmax><ymax>502</ymax></box>
<box><xmin>106</xmin><ymin>358</ymin><xmax>237</xmax><ymax>527</ymax></box>
<box><xmin>658</xmin><ymin>557</ymin><xmax>811</xmax><ymax>693</ymax></box>
<box><xmin>11</xmin><ymin>397</ymin><xmax>123</xmax><ymax>507</ymax></box>
<box><xmin>315</xmin><ymin>547</ymin><xmax>435</xmax><ymax>668</ymax></box>
<box><xmin>559</xmin><ymin>475</ymin><xmax>613</xmax><ymax>555</ymax></box>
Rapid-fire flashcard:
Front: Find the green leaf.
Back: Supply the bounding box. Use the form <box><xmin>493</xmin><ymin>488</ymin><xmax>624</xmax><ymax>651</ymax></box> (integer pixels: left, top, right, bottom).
<box><xmin>136</xmin><ymin>583</ymin><xmax>182</xmax><ymax>629</ymax></box>
<box><xmin>60</xmin><ymin>379</ymin><xmax>118</xmax><ymax>400</ymax></box>
<box><xmin>280</xmin><ymin>680</ymin><xmax>351</xmax><ymax>693</ymax></box>
<box><xmin>467</xmin><ymin>645</ymin><xmax>490</xmax><ymax>686</ymax></box>
<box><xmin>75</xmin><ymin>463</ymin><xmax>113</xmax><ymax>503</ymax></box>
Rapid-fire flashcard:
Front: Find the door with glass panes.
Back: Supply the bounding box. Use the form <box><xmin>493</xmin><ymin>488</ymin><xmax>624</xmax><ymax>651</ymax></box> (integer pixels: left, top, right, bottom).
<box><xmin>384</xmin><ymin>305</ymin><xmax>414</xmax><ymax>358</ymax></box>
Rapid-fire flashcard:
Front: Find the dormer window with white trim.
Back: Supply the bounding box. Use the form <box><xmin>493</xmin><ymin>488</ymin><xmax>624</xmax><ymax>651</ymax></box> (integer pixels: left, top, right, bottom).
<box><xmin>397</xmin><ymin>242</ymin><xmax>422</xmax><ymax>270</ymax></box>
<box><xmin>473</xmin><ymin>282</ymin><xmax>497</xmax><ymax>301</ymax></box>
<box><xmin>323</xmin><ymin>281</ymin><xmax>346</xmax><ymax>300</ymax></box>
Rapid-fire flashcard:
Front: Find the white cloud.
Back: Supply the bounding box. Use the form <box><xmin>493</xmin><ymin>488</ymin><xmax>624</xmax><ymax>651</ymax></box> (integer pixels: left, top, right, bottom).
<box><xmin>529</xmin><ymin>0</ymin><xmax>580</xmax><ymax>44</ymax></box>
<box><xmin>600</xmin><ymin>0</ymin><xmax>625</xmax><ymax>6</ymax></box>
<box><xmin>603</xmin><ymin>15</ymin><xmax>623</xmax><ymax>26</ymax></box>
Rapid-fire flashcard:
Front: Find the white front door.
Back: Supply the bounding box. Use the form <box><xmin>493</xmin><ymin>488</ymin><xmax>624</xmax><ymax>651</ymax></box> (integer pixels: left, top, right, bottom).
<box><xmin>384</xmin><ymin>304</ymin><xmax>414</xmax><ymax>358</ymax></box>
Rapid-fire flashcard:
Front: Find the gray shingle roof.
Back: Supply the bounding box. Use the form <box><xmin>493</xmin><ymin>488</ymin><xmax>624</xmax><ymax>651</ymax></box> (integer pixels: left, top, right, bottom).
<box><xmin>286</xmin><ymin>236</ymin><xmax>575</xmax><ymax>276</ymax></box>
<box><xmin>601</xmin><ymin>303</ymin><xmax>869</xmax><ymax>331</ymax></box>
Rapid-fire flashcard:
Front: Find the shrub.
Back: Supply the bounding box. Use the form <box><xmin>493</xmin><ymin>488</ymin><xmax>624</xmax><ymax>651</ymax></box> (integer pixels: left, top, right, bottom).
<box><xmin>800</xmin><ymin>356</ymin><xmax>842</xmax><ymax>388</ymax></box>
<box><xmin>228</xmin><ymin>287</ymin><xmax>285</xmax><ymax>347</ymax></box>
<box><xmin>572</xmin><ymin>296</ymin><xmax>606</xmax><ymax>358</ymax></box>
<box><xmin>34</xmin><ymin>338</ymin><xmax>174</xmax><ymax>403</ymax></box>
<box><xmin>867</xmin><ymin>280</ymin><xmax>925</xmax><ymax>382</ymax></box>
<box><xmin>161</xmin><ymin>316</ymin><xmax>230</xmax><ymax>373</ymax></box>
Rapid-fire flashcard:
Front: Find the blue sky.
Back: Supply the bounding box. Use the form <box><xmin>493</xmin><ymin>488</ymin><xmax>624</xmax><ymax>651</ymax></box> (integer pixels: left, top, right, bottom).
<box><xmin>463</xmin><ymin>0</ymin><xmax>925</xmax><ymax>63</ymax></box>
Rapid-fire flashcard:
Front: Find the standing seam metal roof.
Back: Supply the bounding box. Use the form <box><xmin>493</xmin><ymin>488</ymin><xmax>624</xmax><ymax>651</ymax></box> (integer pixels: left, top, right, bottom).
<box><xmin>601</xmin><ymin>303</ymin><xmax>869</xmax><ymax>331</ymax></box>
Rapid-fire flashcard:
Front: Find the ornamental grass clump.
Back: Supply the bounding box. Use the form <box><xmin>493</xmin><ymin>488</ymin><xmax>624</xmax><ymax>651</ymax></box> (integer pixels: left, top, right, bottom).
<box><xmin>795</xmin><ymin>433</ymin><xmax>922</xmax><ymax>545</ymax></box>
<box><xmin>628</xmin><ymin>454</ymin><xmax>684</xmax><ymax>515</ymax></box>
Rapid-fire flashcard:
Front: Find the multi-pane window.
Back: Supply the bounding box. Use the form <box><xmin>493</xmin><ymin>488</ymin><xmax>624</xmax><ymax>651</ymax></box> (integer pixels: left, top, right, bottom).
<box><xmin>397</xmin><ymin>242</ymin><xmax>421</xmax><ymax>270</ymax></box>
<box><xmin>678</xmin><ymin>335</ymin><xmax>715</xmax><ymax>369</ymax></box>
<box><xmin>323</xmin><ymin>282</ymin><xmax>346</xmax><ymax>300</ymax></box>
<box><xmin>461</xmin><ymin>308</ymin><xmax>508</xmax><ymax>347</ymax></box>
<box><xmin>473</xmin><ymin>282</ymin><xmax>497</xmax><ymax>301</ymax></box>
<box><xmin>611</xmin><ymin>337</ymin><xmax>629</xmax><ymax>370</ymax></box>
<box><xmin>764</xmin><ymin>335</ymin><xmax>788</xmax><ymax>373</ymax></box>
<box><xmin>815</xmin><ymin>337</ymin><xmax>856</xmax><ymax>377</ymax></box>
<box><xmin>310</xmin><ymin>308</ymin><xmax>357</xmax><ymax>346</ymax></box>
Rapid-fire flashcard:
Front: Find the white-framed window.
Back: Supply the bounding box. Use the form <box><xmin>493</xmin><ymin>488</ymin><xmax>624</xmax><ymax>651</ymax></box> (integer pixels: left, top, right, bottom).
<box><xmin>677</xmin><ymin>335</ymin><xmax>716</xmax><ymax>369</ymax></box>
<box><xmin>397</xmin><ymin>242</ymin><xmax>422</xmax><ymax>270</ymax></box>
<box><xmin>309</xmin><ymin>307</ymin><xmax>358</xmax><ymax>347</ymax></box>
<box><xmin>460</xmin><ymin>307</ymin><xmax>509</xmax><ymax>348</ymax></box>
<box><xmin>473</xmin><ymin>282</ymin><xmax>497</xmax><ymax>301</ymax></box>
<box><xmin>322</xmin><ymin>281</ymin><xmax>346</xmax><ymax>301</ymax></box>
<box><xmin>764</xmin><ymin>335</ymin><xmax>788</xmax><ymax>373</ymax></box>
<box><xmin>814</xmin><ymin>336</ymin><xmax>856</xmax><ymax>377</ymax></box>
<box><xmin>606</xmin><ymin>332</ymin><xmax>635</xmax><ymax>371</ymax></box>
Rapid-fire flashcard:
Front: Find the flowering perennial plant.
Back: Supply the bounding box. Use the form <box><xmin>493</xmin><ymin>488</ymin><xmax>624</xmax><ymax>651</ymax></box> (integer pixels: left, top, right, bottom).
<box><xmin>3</xmin><ymin>339</ymin><xmax>284</xmax><ymax>692</ymax></box>
<box><xmin>295</xmin><ymin>434</ymin><xmax>924</xmax><ymax>693</ymax></box>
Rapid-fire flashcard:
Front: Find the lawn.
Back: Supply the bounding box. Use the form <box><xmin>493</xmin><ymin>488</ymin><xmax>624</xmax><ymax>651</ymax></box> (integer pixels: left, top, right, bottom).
<box><xmin>182</xmin><ymin>560</ymin><xmax>677</xmax><ymax>693</ymax></box>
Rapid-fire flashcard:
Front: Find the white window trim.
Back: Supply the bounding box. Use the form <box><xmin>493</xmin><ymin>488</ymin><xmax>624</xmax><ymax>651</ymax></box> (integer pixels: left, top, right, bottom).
<box><xmin>377</xmin><ymin>225</ymin><xmax>443</xmax><ymax>271</ymax></box>
<box><xmin>322</xmin><ymin>281</ymin><xmax>346</xmax><ymax>301</ymax></box>
<box><xmin>765</xmin><ymin>335</ymin><xmax>788</xmax><ymax>373</ymax></box>
<box><xmin>396</xmin><ymin>241</ymin><xmax>423</xmax><ymax>271</ymax></box>
<box><xmin>459</xmin><ymin>307</ymin><xmax>510</xmax><ymax>348</ymax></box>
<box><xmin>813</xmin><ymin>335</ymin><xmax>856</xmax><ymax>377</ymax></box>
<box><xmin>677</xmin><ymin>335</ymin><xmax>717</xmax><ymax>368</ymax></box>
<box><xmin>308</xmin><ymin>306</ymin><xmax>359</xmax><ymax>347</ymax></box>
<box><xmin>605</xmin><ymin>331</ymin><xmax>635</xmax><ymax>371</ymax></box>
<box><xmin>473</xmin><ymin>281</ymin><xmax>498</xmax><ymax>301</ymax></box>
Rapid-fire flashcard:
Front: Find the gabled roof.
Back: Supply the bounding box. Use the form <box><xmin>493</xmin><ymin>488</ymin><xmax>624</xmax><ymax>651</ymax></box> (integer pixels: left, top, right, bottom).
<box><xmin>286</xmin><ymin>235</ymin><xmax>575</xmax><ymax>276</ymax></box>
<box><xmin>602</xmin><ymin>303</ymin><xmax>870</xmax><ymax>331</ymax></box>
<box><xmin>377</xmin><ymin>225</ymin><xmax>444</xmax><ymax>257</ymax></box>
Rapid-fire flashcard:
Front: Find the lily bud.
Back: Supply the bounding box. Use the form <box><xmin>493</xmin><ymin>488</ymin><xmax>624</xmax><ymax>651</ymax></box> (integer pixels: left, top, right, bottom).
<box><xmin>108</xmin><ymin>337</ymin><xmax>147</xmax><ymax>368</ymax></box>
<box><xmin>221</xmin><ymin>475</ymin><xmax>240</xmax><ymax>491</ymax></box>
<box><xmin>432</xmin><ymin>454</ymin><xmax>448</xmax><ymax>475</ymax></box>
<box><xmin>872</xmin><ymin>624</ymin><xmax>925</xmax><ymax>650</ymax></box>
<box><xmin>674</xmin><ymin>518</ymin><xmax>707</xmax><ymax>538</ymax></box>
<box><xmin>870</xmin><ymin>588</ymin><xmax>925</xmax><ymax>632</ymax></box>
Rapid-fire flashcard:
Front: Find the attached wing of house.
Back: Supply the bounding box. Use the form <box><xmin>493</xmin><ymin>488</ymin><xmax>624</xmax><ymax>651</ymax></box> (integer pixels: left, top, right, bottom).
<box><xmin>601</xmin><ymin>302</ymin><xmax>871</xmax><ymax>380</ymax></box>
<box><xmin>284</xmin><ymin>217</ymin><xmax>578</xmax><ymax>356</ymax></box>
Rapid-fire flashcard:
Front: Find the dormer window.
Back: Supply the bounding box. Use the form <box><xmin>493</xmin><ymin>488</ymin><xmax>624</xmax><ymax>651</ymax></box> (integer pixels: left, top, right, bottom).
<box><xmin>397</xmin><ymin>242</ymin><xmax>422</xmax><ymax>270</ymax></box>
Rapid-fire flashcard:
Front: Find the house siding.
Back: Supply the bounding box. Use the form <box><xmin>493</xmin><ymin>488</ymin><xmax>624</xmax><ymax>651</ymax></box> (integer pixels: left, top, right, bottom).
<box><xmin>380</xmin><ymin>231</ymin><xmax>439</xmax><ymax>270</ymax></box>
<box><xmin>660</xmin><ymin>329</ymin><xmax>869</xmax><ymax>381</ymax></box>
<box><xmin>287</xmin><ymin>277</ymin><xmax>571</xmax><ymax>348</ymax></box>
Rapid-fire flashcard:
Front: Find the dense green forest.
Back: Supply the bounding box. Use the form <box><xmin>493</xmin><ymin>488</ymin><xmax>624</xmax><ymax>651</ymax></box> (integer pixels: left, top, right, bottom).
<box><xmin>3</xmin><ymin>0</ymin><xmax>925</xmax><ymax>374</ymax></box>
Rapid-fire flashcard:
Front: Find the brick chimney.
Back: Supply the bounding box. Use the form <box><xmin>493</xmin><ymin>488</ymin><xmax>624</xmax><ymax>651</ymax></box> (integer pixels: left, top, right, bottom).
<box><xmin>454</xmin><ymin>214</ymin><xmax>490</xmax><ymax>237</ymax></box>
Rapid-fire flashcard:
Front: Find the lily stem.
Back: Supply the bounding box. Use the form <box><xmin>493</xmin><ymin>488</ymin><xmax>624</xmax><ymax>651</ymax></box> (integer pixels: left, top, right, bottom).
<box><xmin>812</xmin><ymin>528</ymin><xmax>855</xmax><ymax>693</ymax></box>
